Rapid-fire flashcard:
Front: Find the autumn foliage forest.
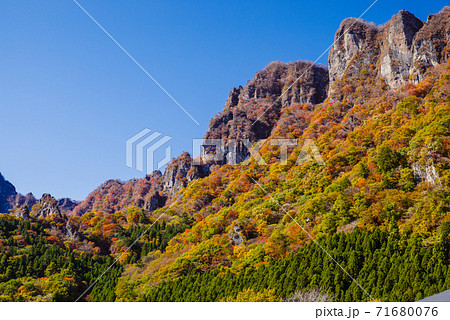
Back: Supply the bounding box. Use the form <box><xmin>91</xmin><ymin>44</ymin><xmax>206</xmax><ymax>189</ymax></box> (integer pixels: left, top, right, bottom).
<box><xmin>0</xmin><ymin>8</ymin><xmax>449</xmax><ymax>302</ymax></box>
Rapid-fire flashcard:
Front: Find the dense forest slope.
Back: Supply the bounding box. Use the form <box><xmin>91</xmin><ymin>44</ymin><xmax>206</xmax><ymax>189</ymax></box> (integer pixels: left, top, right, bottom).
<box><xmin>0</xmin><ymin>7</ymin><xmax>449</xmax><ymax>301</ymax></box>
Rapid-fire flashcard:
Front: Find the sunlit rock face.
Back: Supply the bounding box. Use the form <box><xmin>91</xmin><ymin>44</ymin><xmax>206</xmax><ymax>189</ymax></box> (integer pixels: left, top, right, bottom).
<box><xmin>329</xmin><ymin>7</ymin><xmax>450</xmax><ymax>95</ymax></box>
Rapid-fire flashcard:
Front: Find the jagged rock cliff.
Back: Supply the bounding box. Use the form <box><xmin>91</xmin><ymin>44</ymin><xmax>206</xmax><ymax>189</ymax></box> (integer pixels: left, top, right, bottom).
<box><xmin>31</xmin><ymin>193</ymin><xmax>63</xmax><ymax>219</ymax></box>
<box><xmin>29</xmin><ymin>193</ymin><xmax>79</xmax><ymax>240</ymax></box>
<box><xmin>380</xmin><ymin>10</ymin><xmax>424</xmax><ymax>89</ymax></box>
<box><xmin>162</xmin><ymin>152</ymin><xmax>209</xmax><ymax>197</ymax></box>
<box><xmin>1</xmin><ymin>174</ymin><xmax>38</xmax><ymax>215</ymax></box>
<box><xmin>14</xmin><ymin>204</ymin><xmax>30</xmax><ymax>219</ymax></box>
<box><xmin>1</xmin><ymin>172</ymin><xmax>78</xmax><ymax>218</ymax></box>
<box><xmin>11</xmin><ymin>192</ymin><xmax>37</xmax><ymax>208</ymax></box>
<box><xmin>328</xmin><ymin>17</ymin><xmax>380</xmax><ymax>91</ymax></box>
<box><xmin>329</xmin><ymin>7</ymin><xmax>450</xmax><ymax>95</ymax></box>
<box><xmin>412</xmin><ymin>161</ymin><xmax>443</xmax><ymax>188</ymax></box>
<box><xmin>203</xmin><ymin>60</ymin><xmax>329</xmax><ymax>165</ymax></box>
<box><xmin>410</xmin><ymin>8</ymin><xmax>450</xmax><ymax>83</ymax></box>
<box><xmin>8</xmin><ymin>192</ymin><xmax>37</xmax><ymax>219</ymax></box>
<box><xmin>228</xmin><ymin>224</ymin><xmax>244</xmax><ymax>246</ymax></box>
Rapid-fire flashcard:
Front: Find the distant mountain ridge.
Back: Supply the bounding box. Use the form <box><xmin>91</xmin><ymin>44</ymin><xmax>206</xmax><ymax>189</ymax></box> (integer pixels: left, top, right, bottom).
<box><xmin>72</xmin><ymin>152</ymin><xmax>209</xmax><ymax>216</ymax></box>
<box><xmin>0</xmin><ymin>173</ymin><xmax>78</xmax><ymax>217</ymax></box>
<box><xmin>0</xmin><ymin>173</ymin><xmax>17</xmax><ymax>213</ymax></box>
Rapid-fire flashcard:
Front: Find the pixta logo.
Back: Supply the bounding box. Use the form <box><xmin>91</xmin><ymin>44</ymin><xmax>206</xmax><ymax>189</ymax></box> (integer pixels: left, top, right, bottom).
<box><xmin>126</xmin><ymin>129</ymin><xmax>172</xmax><ymax>174</ymax></box>
<box><xmin>192</xmin><ymin>138</ymin><xmax>325</xmax><ymax>166</ymax></box>
<box><xmin>126</xmin><ymin>132</ymin><xmax>325</xmax><ymax>174</ymax></box>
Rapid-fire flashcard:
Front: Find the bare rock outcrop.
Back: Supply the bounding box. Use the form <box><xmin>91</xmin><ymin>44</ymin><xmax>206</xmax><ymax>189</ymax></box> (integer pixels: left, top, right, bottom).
<box><xmin>203</xmin><ymin>60</ymin><xmax>328</xmax><ymax>165</ymax></box>
<box><xmin>64</xmin><ymin>219</ymin><xmax>78</xmax><ymax>240</ymax></box>
<box><xmin>70</xmin><ymin>62</ymin><xmax>328</xmax><ymax>209</ymax></box>
<box><xmin>57</xmin><ymin>198</ymin><xmax>79</xmax><ymax>214</ymax></box>
<box><xmin>162</xmin><ymin>152</ymin><xmax>209</xmax><ymax>197</ymax></box>
<box><xmin>412</xmin><ymin>161</ymin><xmax>442</xmax><ymax>188</ymax></box>
<box><xmin>380</xmin><ymin>10</ymin><xmax>423</xmax><ymax>89</ymax></box>
<box><xmin>31</xmin><ymin>193</ymin><xmax>63</xmax><ymax>219</ymax></box>
<box><xmin>328</xmin><ymin>17</ymin><xmax>380</xmax><ymax>92</ymax></box>
<box><xmin>7</xmin><ymin>192</ymin><xmax>37</xmax><ymax>215</ymax></box>
<box><xmin>410</xmin><ymin>7</ymin><xmax>450</xmax><ymax>83</ymax></box>
<box><xmin>228</xmin><ymin>224</ymin><xmax>244</xmax><ymax>246</ymax></box>
<box><xmin>71</xmin><ymin>154</ymin><xmax>210</xmax><ymax>215</ymax></box>
<box><xmin>64</xmin><ymin>6</ymin><xmax>450</xmax><ymax>219</ymax></box>
<box><xmin>14</xmin><ymin>204</ymin><xmax>30</xmax><ymax>220</ymax></box>
<box><xmin>329</xmin><ymin>7</ymin><xmax>450</xmax><ymax>95</ymax></box>
<box><xmin>0</xmin><ymin>173</ymin><xmax>78</xmax><ymax>218</ymax></box>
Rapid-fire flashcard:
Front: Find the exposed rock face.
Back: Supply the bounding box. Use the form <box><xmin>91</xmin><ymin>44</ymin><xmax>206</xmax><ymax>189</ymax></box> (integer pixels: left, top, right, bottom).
<box><xmin>412</xmin><ymin>161</ymin><xmax>442</xmax><ymax>188</ymax></box>
<box><xmin>162</xmin><ymin>152</ymin><xmax>209</xmax><ymax>197</ymax></box>
<box><xmin>380</xmin><ymin>10</ymin><xmax>423</xmax><ymax>89</ymax></box>
<box><xmin>68</xmin><ymin>62</ymin><xmax>328</xmax><ymax>211</ymax></box>
<box><xmin>143</xmin><ymin>190</ymin><xmax>165</xmax><ymax>211</ymax></box>
<box><xmin>0</xmin><ymin>173</ymin><xmax>17</xmax><ymax>213</ymax></box>
<box><xmin>228</xmin><ymin>224</ymin><xmax>244</xmax><ymax>246</ymax></box>
<box><xmin>24</xmin><ymin>194</ymin><xmax>79</xmax><ymax>239</ymax></box>
<box><xmin>14</xmin><ymin>204</ymin><xmax>30</xmax><ymax>220</ymax></box>
<box><xmin>156</xmin><ymin>8</ymin><xmax>448</xmax><ymax>191</ymax></box>
<box><xmin>162</xmin><ymin>152</ymin><xmax>192</xmax><ymax>197</ymax></box>
<box><xmin>410</xmin><ymin>7</ymin><xmax>450</xmax><ymax>83</ymax></box>
<box><xmin>203</xmin><ymin>60</ymin><xmax>328</xmax><ymax>165</ymax></box>
<box><xmin>0</xmin><ymin>173</ymin><xmax>75</xmax><ymax>218</ymax></box>
<box><xmin>328</xmin><ymin>17</ymin><xmax>380</xmax><ymax>92</ymax></box>
<box><xmin>9</xmin><ymin>193</ymin><xmax>37</xmax><ymax>211</ymax></box>
<box><xmin>71</xmin><ymin>152</ymin><xmax>211</xmax><ymax>215</ymax></box>
<box><xmin>31</xmin><ymin>193</ymin><xmax>63</xmax><ymax>219</ymax></box>
<box><xmin>329</xmin><ymin>7</ymin><xmax>450</xmax><ymax>94</ymax></box>
<box><xmin>64</xmin><ymin>219</ymin><xmax>78</xmax><ymax>240</ymax></box>
<box><xmin>238</xmin><ymin>61</ymin><xmax>328</xmax><ymax>106</ymax></box>
<box><xmin>30</xmin><ymin>6</ymin><xmax>449</xmax><ymax>220</ymax></box>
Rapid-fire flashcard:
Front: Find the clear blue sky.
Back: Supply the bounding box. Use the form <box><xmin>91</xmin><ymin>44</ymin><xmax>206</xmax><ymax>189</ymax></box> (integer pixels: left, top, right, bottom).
<box><xmin>0</xmin><ymin>0</ymin><xmax>447</xmax><ymax>200</ymax></box>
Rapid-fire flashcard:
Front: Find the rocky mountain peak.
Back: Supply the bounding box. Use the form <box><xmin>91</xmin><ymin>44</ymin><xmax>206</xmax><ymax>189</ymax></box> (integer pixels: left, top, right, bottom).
<box><xmin>23</xmin><ymin>6</ymin><xmax>449</xmax><ymax>221</ymax></box>
<box><xmin>0</xmin><ymin>173</ymin><xmax>17</xmax><ymax>213</ymax></box>
<box><xmin>57</xmin><ymin>198</ymin><xmax>79</xmax><ymax>214</ymax></box>
<box><xmin>329</xmin><ymin>7</ymin><xmax>450</xmax><ymax>94</ymax></box>
<box><xmin>390</xmin><ymin>10</ymin><xmax>424</xmax><ymax>48</ymax></box>
<box><xmin>241</xmin><ymin>60</ymin><xmax>328</xmax><ymax>106</ymax></box>
<box><xmin>203</xmin><ymin>60</ymin><xmax>328</xmax><ymax>165</ymax></box>
<box><xmin>31</xmin><ymin>193</ymin><xmax>63</xmax><ymax>219</ymax></box>
<box><xmin>379</xmin><ymin>10</ymin><xmax>423</xmax><ymax>89</ymax></box>
<box><xmin>9</xmin><ymin>192</ymin><xmax>37</xmax><ymax>217</ymax></box>
<box><xmin>410</xmin><ymin>6</ymin><xmax>450</xmax><ymax>83</ymax></box>
<box><xmin>328</xmin><ymin>17</ymin><xmax>379</xmax><ymax>90</ymax></box>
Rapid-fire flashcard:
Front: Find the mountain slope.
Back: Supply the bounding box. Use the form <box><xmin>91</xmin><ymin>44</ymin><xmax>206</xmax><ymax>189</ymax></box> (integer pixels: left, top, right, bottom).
<box><xmin>112</xmin><ymin>7</ymin><xmax>450</xmax><ymax>302</ymax></box>
<box><xmin>0</xmin><ymin>7</ymin><xmax>449</xmax><ymax>302</ymax></box>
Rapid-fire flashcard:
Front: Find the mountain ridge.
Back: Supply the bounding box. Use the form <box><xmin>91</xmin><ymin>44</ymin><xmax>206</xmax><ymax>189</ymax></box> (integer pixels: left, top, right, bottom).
<box><xmin>2</xmin><ymin>7</ymin><xmax>448</xmax><ymax>221</ymax></box>
<box><xmin>67</xmin><ymin>6</ymin><xmax>450</xmax><ymax>218</ymax></box>
<box><xmin>0</xmin><ymin>6</ymin><xmax>449</xmax><ymax>302</ymax></box>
